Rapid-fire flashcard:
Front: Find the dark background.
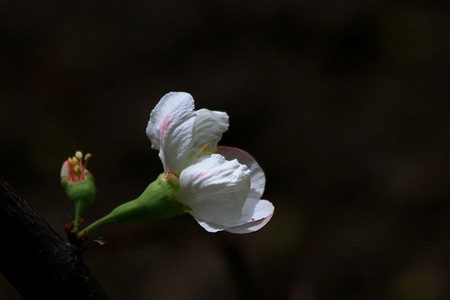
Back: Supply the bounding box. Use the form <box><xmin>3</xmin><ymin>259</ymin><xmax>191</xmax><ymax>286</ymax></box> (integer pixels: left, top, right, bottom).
<box><xmin>1</xmin><ymin>2</ymin><xmax>448</xmax><ymax>299</ymax></box>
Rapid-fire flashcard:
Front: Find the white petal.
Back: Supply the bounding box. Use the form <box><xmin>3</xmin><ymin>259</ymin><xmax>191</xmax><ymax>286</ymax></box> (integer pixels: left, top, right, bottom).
<box><xmin>193</xmin><ymin>219</ymin><xmax>225</xmax><ymax>233</ymax></box>
<box><xmin>225</xmin><ymin>199</ymin><xmax>274</xmax><ymax>234</ymax></box>
<box><xmin>191</xmin><ymin>199</ymin><xmax>274</xmax><ymax>233</ymax></box>
<box><xmin>180</xmin><ymin>154</ymin><xmax>251</xmax><ymax>226</ymax></box>
<box><xmin>60</xmin><ymin>161</ymin><xmax>70</xmax><ymax>178</ymax></box>
<box><xmin>146</xmin><ymin>92</ymin><xmax>196</xmax><ymax>172</ymax></box>
<box><xmin>190</xmin><ymin>109</ymin><xmax>229</xmax><ymax>154</ymax></box>
<box><xmin>217</xmin><ymin>146</ymin><xmax>265</xmax><ymax>200</ymax></box>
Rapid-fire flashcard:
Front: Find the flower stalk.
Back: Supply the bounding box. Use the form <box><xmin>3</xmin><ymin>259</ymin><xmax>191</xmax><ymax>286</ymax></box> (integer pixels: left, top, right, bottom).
<box><xmin>78</xmin><ymin>173</ymin><xmax>186</xmax><ymax>238</ymax></box>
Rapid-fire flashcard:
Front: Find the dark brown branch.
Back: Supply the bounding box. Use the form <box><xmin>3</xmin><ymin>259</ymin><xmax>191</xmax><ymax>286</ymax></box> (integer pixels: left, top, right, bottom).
<box><xmin>0</xmin><ymin>176</ymin><xmax>110</xmax><ymax>300</ymax></box>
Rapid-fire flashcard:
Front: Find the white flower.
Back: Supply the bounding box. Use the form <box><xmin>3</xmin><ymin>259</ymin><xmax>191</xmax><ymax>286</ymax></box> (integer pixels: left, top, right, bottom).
<box><xmin>146</xmin><ymin>92</ymin><xmax>274</xmax><ymax>233</ymax></box>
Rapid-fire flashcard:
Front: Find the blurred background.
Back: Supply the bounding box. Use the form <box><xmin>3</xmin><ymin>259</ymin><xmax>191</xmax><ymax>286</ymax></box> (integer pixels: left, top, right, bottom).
<box><xmin>1</xmin><ymin>1</ymin><xmax>449</xmax><ymax>299</ymax></box>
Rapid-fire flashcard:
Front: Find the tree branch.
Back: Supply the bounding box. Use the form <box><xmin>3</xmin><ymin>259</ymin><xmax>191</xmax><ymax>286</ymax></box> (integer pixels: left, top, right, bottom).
<box><xmin>0</xmin><ymin>176</ymin><xmax>110</xmax><ymax>300</ymax></box>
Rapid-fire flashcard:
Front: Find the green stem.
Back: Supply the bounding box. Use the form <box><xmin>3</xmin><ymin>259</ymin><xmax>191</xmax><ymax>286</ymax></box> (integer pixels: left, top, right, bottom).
<box><xmin>78</xmin><ymin>214</ymin><xmax>116</xmax><ymax>238</ymax></box>
<box><xmin>77</xmin><ymin>173</ymin><xmax>185</xmax><ymax>238</ymax></box>
<box><xmin>78</xmin><ymin>197</ymin><xmax>147</xmax><ymax>238</ymax></box>
<box><xmin>73</xmin><ymin>199</ymin><xmax>84</xmax><ymax>231</ymax></box>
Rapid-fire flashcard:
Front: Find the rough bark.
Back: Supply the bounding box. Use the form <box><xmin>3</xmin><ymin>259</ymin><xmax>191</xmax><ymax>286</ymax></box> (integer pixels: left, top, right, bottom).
<box><xmin>0</xmin><ymin>176</ymin><xmax>110</xmax><ymax>300</ymax></box>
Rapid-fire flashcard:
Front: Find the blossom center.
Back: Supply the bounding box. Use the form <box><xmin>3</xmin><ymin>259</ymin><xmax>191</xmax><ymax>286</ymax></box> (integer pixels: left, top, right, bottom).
<box><xmin>202</xmin><ymin>143</ymin><xmax>217</xmax><ymax>156</ymax></box>
<box><xmin>180</xmin><ymin>143</ymin><xmax>217</xmax><ymax>172</ymax></box>
<box><xmin>66</xmin><ymin>151</ymin><xmax>91</xmax><ymax>182</ymax></box>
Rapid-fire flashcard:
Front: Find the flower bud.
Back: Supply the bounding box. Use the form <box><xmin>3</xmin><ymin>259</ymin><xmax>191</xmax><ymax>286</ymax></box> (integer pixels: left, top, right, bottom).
<box><xmin>61</xmin><ymin>151</ymin><xmax>96</xmax><ymax>230</ymax></box>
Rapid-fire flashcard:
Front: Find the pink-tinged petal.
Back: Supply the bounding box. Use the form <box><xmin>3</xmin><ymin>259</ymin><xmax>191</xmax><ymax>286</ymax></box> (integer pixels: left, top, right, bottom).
<box><xmin>180</xmin><ymin>154</ymin><xmax>251</xmax><ymax>226</ymax></box>
<box><xmin>146</xmin><ymin>92</ymin><xmax>194</xmax><ymax>150</ymax></box>
<box><xmin>146</xmin><ymin>92</ymin><xmax>196</xmax><ymax>172</ymax></box>
<box><xmin>190</xmin><ymin>199</ymin><xmax>274</xmax><ymax>234</ymax></box>
<box><xmin>190</xmin><ymin>109</ymin><xmax>229</xmax><ymax>154</ymax></box>
<box><xmin>217</xmin><ymin>146</ymin><xmax>265</xmax><ymax>200</ymax></box>
<box><xmin>225</xmin><ymin>199</ymin><xmax>274</xmax><ymax>234</ymax></box>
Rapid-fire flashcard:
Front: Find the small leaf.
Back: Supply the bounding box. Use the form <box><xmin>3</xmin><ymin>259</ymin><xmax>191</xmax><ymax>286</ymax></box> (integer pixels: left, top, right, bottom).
<box><xmin>92</xmin><ymin>237</ymin><xmax>107</xmax><ymax>246</ymax></box>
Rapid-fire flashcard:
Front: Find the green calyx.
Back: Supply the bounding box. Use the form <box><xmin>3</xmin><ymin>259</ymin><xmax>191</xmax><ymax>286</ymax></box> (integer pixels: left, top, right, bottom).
<box><xmin>78</xmin><ymin>173</ymin><xmax>186</xmax><ymax>238</ymax></box>
<box><xmin>61</xmin><ymin>173</ymin><xmax>96</xmax><ymax>230</ymax></box>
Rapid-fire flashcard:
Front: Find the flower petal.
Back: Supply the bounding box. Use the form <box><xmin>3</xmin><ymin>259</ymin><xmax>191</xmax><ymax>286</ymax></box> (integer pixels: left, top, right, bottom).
<box><xmin>180</xmin><ymin>154</ymin><xmax>251</xmax><ymax>226</ymax></box>
<box><xmin>191</xmin><ymin>109</ymin><xmax>229</xmax><ymax>154</ymax></box>
<box><xmin>191</xmin><ymin>199</ymin><xmax>274</xmax><ymax>233</ymax></box>
<box><xmin>225</xmin><ymin>199</ymin><xmax>274</xmax><ymax>234</ymax></box>
<box><xmin>146</xmin><ymin>92</ymin><xmax>196</xmax><ymax>172</ymax></box>
<box><xmin>217</xmin><ymin>146</ymin><xmax>265</xmax><ymax>200</ymax></box>
<box><xmin>60</xmin><ymin>161</ymin><xmax>70</xmax><ymax>178</ymax></box>
<box><xmin>193</xmin><ymin>219</ymin><xmax>225</xmax><ymax>233</ymax></box>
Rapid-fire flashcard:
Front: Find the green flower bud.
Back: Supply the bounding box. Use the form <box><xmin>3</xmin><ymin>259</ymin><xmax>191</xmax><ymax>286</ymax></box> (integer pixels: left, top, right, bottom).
<box><xmin>61</xmin><ymin>151</ymin><xmax>96</xmax><ymax>231</ymax></box>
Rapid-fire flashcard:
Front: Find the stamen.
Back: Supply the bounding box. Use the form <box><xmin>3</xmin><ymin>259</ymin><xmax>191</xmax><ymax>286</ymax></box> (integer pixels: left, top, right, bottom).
<box><xmin>66</xmin><ymin>151</ymin><xmax>92</xmax><ymax>182</ymax></box>
<box><xmin>202</xmin><ymin>143</ymin><xmax>210</xmax><ymax>152</ymax></box>
<box><xmin>202</xmin><ymin>144</ymin><xmax>217</xmax><ymax>156</ymax></box>
<box><xmin>74</xmin><ymin>165</ymin><xmax>81</xmax><ymax>175</ymax></box>
<box><xmin>75</xmin><ymin>151</ymin><xmax>83</xmax><ymax>160</ymax></box>
<box><xmin>180</xmin><ymin>143</ymin><xmax>214</xmax><ymax>171</ymax></box>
